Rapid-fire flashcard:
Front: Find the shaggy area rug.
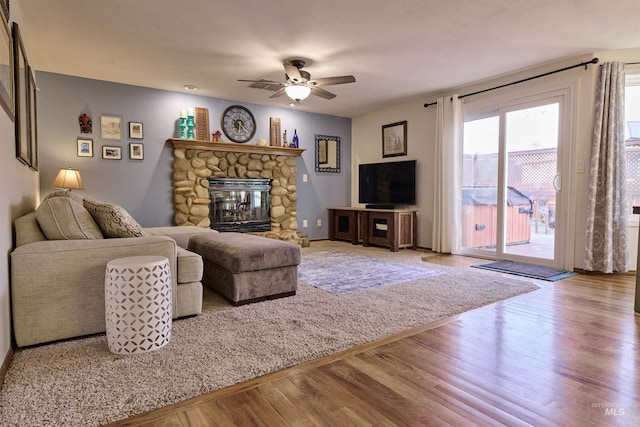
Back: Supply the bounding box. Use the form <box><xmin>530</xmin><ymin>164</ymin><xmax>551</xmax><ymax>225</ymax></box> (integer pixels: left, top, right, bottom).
<box><xmin>0</xmin><ymin>242</ymin><xmax>539</xmax><ymax>426</ymax></box>
<box><xmin>298</xmin><ymin>250</ymin><xmax>442</xmax><ymax>295</ymax></box>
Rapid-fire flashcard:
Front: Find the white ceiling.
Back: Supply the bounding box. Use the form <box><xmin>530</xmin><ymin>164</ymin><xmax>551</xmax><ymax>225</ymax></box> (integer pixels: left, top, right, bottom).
<box><xmin>17</xmin><ymin>0</ymin><xmax>640</xmax><ymax>118</ymax></box>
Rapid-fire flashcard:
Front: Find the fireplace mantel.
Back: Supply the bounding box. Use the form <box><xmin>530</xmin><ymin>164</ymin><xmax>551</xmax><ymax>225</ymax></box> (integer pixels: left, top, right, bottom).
<box><xmin>168</xmin><ymin>138</ymin><xmax>305</xmax><ymax>157</ymax></box>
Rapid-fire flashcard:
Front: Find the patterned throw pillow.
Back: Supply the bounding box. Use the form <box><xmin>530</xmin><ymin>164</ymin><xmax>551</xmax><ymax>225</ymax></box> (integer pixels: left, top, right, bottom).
<box><xmin>36</xmin><ymin>197</ymin><xmax>104</xmax><ymax>240</ymax></box>
<box><xmin>83</xmin><ymin>198</ymin><xmax>147</xmax><ymax>238</ymax></box>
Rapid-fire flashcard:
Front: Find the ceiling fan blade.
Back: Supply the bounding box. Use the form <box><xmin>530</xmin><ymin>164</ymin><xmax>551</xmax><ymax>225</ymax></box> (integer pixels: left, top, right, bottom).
<box><xmin>269</xmin><ymin>88</ymin><xmax>287</xmax><ymax>98</ymax></box>
<box><xmin>309</xmin><ymin>75</ymin><xmax>356</xmax><ymax>86</ymax></box>
<box><xmin>310</xmin><ymin>86</ymin><xmax>336</xmax><ymax>99</ymax></box>
<box><xmin>238</xmin><ymin>78</ymin><xmax>284</xmax><ymax>91</ymax></box>
<box><xmin>284</xmin><ymin>64</ymin><xmax>303</xmax><ymax>82</ymax></box>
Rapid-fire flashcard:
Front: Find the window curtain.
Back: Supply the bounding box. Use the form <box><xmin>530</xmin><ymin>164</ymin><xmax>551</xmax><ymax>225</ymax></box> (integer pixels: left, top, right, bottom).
<box><xmin>584</xmin><ymin>61</ymin><xmax>629</xmax><ymax>273</ymax></box>
<box><xmin>432</xmin><ymin>95</ymin><xmax>463</xmax><ymax>253</ymax></box>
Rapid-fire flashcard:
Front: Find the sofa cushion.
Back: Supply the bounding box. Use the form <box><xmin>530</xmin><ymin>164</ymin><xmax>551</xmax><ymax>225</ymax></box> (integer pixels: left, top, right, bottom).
<box><xmin>145</xmin><ymin>226</ymin><xmax>218</xmax><ymax>249</ymax></box>
<box><xmin>176</xmin><ymin>247</ymin><xmax>203</xmax><ymax>283</ymax></box>
<box><xmin>35</xmin><ymin>197</ymin><xmax>104</xmax><ymax>240</ymax></box>
<box><xmin>83</xmin><ymin>198</ymin><xmax>147</xmax><ymax>238</ymax></box>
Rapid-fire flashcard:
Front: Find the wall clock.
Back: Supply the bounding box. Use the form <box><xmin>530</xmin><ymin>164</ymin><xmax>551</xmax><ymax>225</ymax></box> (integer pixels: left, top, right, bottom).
<box><xmin>221</xmin><ymin>105</ymin><xmax>256</xmax><ymax>143</ymax></box>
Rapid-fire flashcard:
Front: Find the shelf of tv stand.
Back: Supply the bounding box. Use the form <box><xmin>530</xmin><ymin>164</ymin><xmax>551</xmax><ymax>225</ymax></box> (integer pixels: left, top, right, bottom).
<box><xmin>328</xmin><ymin>207</ymin><xmax>417</xmax><ymax>252</ymax></box>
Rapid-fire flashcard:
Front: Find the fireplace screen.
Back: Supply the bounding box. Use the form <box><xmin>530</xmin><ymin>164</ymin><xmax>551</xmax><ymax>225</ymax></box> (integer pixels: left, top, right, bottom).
<box><xmin>208</xmin><ymin>178</ymin><xmax>271</xmax><ymax>232</ymax></box>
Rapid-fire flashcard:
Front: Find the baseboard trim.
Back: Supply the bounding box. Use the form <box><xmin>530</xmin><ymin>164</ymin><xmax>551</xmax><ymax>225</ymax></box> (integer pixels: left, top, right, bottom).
<box><xmin>0</xmin><ymin>344</ymin><xmax>14</xmax><ymax>387</ymax></box>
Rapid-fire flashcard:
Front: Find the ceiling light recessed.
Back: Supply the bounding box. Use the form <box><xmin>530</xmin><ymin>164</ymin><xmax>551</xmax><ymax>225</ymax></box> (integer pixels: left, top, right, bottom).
<box><xmin>184</xmin><ymin>84</ymin><xmax>199</xmax><ymax>92</ymax></box>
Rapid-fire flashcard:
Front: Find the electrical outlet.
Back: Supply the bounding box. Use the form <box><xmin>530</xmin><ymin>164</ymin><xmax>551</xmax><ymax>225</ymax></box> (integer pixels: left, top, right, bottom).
<box><xmin>303</xmin><ymin>174</ymin><xmax>308</xmax><ymax>182</ymax></box>
<box><xmin>303</xmin><ymin>219</ymin><xmax>308</xmax><ymax>228</ymax></box>
<box><xmin>317</xmin><ymin>219</ymin><xmax>322</xmax><ymax>227</ymax></box>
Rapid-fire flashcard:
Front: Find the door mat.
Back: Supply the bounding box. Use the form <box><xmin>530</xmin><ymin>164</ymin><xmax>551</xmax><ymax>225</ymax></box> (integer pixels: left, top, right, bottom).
<box><xmin>471</xmin><ymin>260</ymin><xmax>576</xmax><ymax>281</ymax></box>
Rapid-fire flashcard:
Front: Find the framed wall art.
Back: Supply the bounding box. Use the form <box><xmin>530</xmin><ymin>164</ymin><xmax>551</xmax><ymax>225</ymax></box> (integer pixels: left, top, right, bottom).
<box><xmin>27</xmin><ymin>65</ymin><xmax>37</xmax><ymax>171</ymax></box>
<box><xmin>102</xmin><ymin>145</ymin><xmax>121</xmax><ymax>160</ymax></box>
<box><xmin>100</xmin><ymin>115</ymin><xmax>122</xmax><ymax>140</ymax></box>
<box><xmin>382</xmin><ymin>120</ymin><xmax>407</xmax><ymax>158</ymax></box>
<box><xmin>0</xmin><ymin>5</ymin><xmax>12</xmax><ymax>120</ymax></box>
<box><xmin>13</xmin><ymin>22</ymin><xmax>28</xmax><ymax>165</ymax></box>
<box><xmin>129</xmin><ymin>121</ymin><xmax>143</xmax><ymax>139</ymax></box>
<box><xmin>77</xmin><ymin>138</ymin><xmax>93</xmax><ymax>157</ymax></box>
<box><xmin>129</xmin><ymin>142</ymin><xmax>143</xmax><ymax>160</ymax></box>
<box><xmin>0</xmin><ymin>1</ymin><xmax>8</xmax><ymax>22</ymax></box>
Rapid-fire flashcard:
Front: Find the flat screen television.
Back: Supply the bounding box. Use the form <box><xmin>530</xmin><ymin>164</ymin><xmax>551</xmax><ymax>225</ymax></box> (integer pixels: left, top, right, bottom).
<box><xmin>358</xmin><ymin>160</ymin><xmax>416</xmax><ymax>208</ymax></box>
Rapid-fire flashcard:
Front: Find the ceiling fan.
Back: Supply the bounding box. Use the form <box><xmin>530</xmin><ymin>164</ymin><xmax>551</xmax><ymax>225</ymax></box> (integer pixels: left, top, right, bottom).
<box><xmin>238</xmin><ymin>59</ymin><xmax>356</xmax><ymax>102</ymax></box>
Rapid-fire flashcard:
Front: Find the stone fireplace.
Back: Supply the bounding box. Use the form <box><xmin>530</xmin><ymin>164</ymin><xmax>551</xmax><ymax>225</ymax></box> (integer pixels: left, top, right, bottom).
<box><xmin>169</xmin><ymin>139</ymin><xmax>307</xmax><ymax>245</ymax></box>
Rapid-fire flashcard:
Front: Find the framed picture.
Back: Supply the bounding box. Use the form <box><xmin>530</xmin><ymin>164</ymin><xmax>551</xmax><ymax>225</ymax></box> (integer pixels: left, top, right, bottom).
<box><xmin>129</xmin><ymin>121</ymin><xmax>143</xmax><ymax>139</ymax></box>
<box><xmin>77</xmin><ymin>138</ymin><xmax>93</xmax><ymax>157</ymax></box>
<box><xmin>0</xmin><ymin>5</ymin><xmax>12</xmax><ymax>120</ymax></box>
<box><xmin>0</xmin><ymin>1</ymin><xmax>8</xmax><ymax>22</ymax></box>
<box><xmin>13</xmin><ymin>22</ymin><xmax>28</xmax><ymax>165</ymax></box>
<box><xmin>27</xmin><ymin>65</ymin><xmax>37</xmax><ymax>171</ymax></box>
<box><xmin>129</xmin><ymin>142</ymin><xmax>143</xmax><ymax>160</ymax></box>
<box><xmin>102</xmin><ymin>145</ymin><xmax>121</xmax><ymax>160</ymax></box>
<box><xmin>100</xmin><ymin>115</ymin><xmax>122</xmax><ymax>140</ymax></box>
<box><xmin>382</xmin><ymin>121</ymin><xmax>407</xmax><ymax>158</ymax></box>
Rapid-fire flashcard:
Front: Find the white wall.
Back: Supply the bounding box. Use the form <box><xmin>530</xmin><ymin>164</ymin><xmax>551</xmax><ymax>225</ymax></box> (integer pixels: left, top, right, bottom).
<box><xmin>1</xmin><ymin>0</ymin><xmax>39</xmax><ymax>370</ymax></box>
<box><xmin>353</xmin><ymin>48</ymin><xmax>640</xmax><ymax>270</ymax></box>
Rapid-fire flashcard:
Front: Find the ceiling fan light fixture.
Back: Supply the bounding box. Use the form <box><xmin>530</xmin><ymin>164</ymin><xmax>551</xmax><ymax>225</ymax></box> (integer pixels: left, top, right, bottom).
<box><xmin>284</xmin><ymin>85</ymin><xmax>311</xmax><ymax>101</ymax></box>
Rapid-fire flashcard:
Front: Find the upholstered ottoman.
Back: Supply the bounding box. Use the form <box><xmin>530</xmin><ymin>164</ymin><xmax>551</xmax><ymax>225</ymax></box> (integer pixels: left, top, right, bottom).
<box><xmin>188</xmin><ymin>233</ymin><xmax>300</xmax><ymax>305</ymax></box>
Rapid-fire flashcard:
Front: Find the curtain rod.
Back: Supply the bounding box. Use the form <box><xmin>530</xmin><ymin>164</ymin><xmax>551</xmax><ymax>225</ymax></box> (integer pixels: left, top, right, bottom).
<box><xmin>423</xmin><ymin>57</ymin><xmax>600</xmax><ymax>108</ymax></box>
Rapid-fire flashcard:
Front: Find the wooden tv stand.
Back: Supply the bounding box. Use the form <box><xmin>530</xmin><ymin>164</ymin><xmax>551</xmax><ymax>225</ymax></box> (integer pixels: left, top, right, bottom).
<box><xmin>328</xmin><ymin>207</ymin><xmax>417</xmax><ymax>252</ymax></box>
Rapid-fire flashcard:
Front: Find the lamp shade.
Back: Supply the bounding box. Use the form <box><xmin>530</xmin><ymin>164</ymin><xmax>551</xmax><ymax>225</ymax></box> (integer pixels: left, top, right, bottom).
<box><xmin>52</xmin><ymin>168</ymin><xmax>84</xmax><ymax>190</ymax></box>
<box><xmin>284</xmin><ymin>85</ymin><xmax>311</xmax><ymax>101</ymax></box>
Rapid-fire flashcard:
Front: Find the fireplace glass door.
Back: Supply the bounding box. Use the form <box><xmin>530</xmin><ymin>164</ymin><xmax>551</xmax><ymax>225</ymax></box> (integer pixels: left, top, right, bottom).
<box><xmin>208</xmin><ymin>178</ymin><xmax>271</xmax><ymax>232</ymax></box>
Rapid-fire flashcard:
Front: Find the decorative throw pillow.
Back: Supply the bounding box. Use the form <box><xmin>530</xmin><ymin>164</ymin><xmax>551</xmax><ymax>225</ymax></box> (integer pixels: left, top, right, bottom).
<box><xmin>83</xmin><ymin>198</ymin><xmax>147</xmax><ymax>238</ymax></box>
<box><xmin>36</xmin><ymin>197</ymin><xmax>104</xmax><ymax>240</ymax></box>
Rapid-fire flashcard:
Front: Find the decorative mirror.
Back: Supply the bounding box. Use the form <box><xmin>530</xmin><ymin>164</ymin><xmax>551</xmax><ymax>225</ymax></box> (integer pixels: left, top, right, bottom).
<box><xmin>315</xmin><ymin>134</ymin><xmax>340</xmax><ymax>173</ymax></box>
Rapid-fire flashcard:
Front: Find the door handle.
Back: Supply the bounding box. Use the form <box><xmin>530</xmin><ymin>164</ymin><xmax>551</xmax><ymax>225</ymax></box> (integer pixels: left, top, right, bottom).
<box><xmin>553</xmin><ymin>174</ymin><xmax>561</xmax><ymax>191</ymax></box>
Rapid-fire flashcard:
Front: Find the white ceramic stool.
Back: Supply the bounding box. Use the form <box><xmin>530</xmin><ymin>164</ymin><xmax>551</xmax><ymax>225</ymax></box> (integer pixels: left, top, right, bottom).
<box><xmin>105</xmin><ymin>256</ymin><xmax>172</xmax><ymax>354</ymax></box>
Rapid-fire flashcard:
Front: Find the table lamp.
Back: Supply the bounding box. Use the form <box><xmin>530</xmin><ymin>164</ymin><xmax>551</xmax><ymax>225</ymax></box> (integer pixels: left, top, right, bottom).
<box><xmin>51</xmin><ymin>168</ymin><xmax>84</xmax><ymax>190</ymax></box>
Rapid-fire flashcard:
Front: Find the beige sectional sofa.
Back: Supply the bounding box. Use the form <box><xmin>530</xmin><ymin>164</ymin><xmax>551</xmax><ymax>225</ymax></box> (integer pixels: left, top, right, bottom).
<box><xmin>10</xmin><ymin>192</ymin><xmax>216</xmax><ymax>347</ymax></box>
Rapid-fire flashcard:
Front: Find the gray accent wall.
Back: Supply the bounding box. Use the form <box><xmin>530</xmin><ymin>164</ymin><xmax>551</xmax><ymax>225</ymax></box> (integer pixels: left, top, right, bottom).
<box><xmin>35</xmin><ymin>72</ymin><xmax>351</xmax><ymax>240</ymax></box>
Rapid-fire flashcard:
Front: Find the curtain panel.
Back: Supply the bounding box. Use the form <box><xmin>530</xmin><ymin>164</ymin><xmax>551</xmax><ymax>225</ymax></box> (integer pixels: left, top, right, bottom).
<box><xmin>432</xmin><ymin>95</ymin><xmax>463</xmax><ymax>253</ymax></box>
<box><xmin>584</xmin><ymin>61</ymin><xmax>629</xmax><ymax>273</ymax></box>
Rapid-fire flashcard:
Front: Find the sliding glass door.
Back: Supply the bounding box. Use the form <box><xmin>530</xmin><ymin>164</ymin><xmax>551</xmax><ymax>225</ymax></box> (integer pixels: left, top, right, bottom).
<box><xmin>461</xmin><ymin>94</ymin><xmax>570</xmax><ymax>268</ymax></box>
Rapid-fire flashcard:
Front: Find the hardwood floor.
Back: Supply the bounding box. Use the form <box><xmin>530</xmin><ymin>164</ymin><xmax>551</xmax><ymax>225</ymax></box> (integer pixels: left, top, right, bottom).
<box><xmin>109</xmin><ymin>252</ymin><xmax>639</xmax><ymax>427</ymax></box>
